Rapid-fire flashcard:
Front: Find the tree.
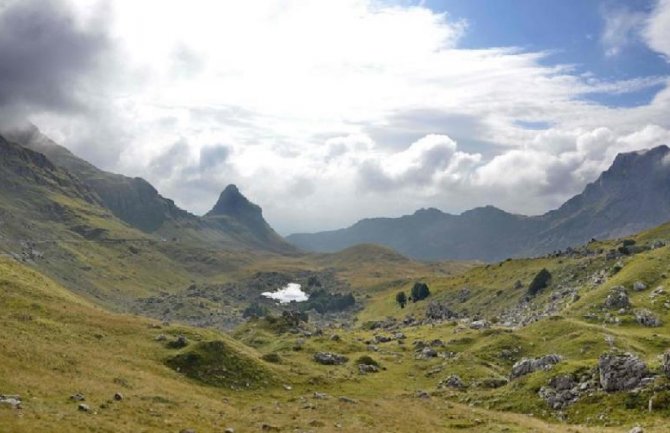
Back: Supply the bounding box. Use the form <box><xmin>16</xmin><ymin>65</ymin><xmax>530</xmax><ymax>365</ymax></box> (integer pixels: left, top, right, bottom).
<box><xmin>396</xmin><ymin>291</ymin><xmax>407</xmax><ymax>308</ymax></box>
<box><xmin>411</xmin><ymin>282</ymin><xmax>431</xmax><ymax>302</ymax></box>
<box><xmin>527</xmin><ymin>268</ymin><xmax>551</xmax><ymax>296</ymax></box>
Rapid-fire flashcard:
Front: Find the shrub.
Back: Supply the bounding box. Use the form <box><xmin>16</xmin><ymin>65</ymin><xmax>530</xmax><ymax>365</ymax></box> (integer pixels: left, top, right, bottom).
<box><xmin>355</xmin><ymin>355</ymin><xmax>379</xmax><ymax>367</ymax></box>
<box><xmin>261</xmin><ymin>353</ymin><xmax>282</xmax><ymax>364</ymax></box>
<box><xmin>410</xmin><ymin>282</ymin><xmax>431</xmax><ymax>302</ymax></box>
<box><xmin>527</xmin><ymin>269</ymin><xmax>551</xmax><ymax>296</ymax></box>
<box><xmin>395</xmin><ymin>291</ymin><xmax>407</xmax><ymax>308</ymax></box>
<box><xmin>243</xmin><ymin>303</ymin><xmax>269</xmax><ymax>318</ymax></box>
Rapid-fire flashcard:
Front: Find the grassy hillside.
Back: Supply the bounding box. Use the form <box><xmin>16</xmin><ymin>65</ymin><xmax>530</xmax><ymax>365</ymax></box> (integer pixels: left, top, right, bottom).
<box><xmin>0</xmin><ymin>257</ymin><xmax>636</xmax><ymax>433</ymax></box>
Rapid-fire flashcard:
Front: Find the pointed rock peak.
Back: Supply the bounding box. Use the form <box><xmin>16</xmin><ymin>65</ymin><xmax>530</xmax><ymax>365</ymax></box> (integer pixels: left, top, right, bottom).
<box><xmin>206</xmin><ymin>184</ymin><xmax>262</xmax><ymax>219</ymax></box>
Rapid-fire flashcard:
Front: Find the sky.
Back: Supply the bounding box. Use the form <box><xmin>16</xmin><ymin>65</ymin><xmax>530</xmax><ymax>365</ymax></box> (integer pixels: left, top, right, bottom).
<box><xmin>1</xmin><ymin>0</ymin><xmax>670</xmax><ymax>234</ymax></box>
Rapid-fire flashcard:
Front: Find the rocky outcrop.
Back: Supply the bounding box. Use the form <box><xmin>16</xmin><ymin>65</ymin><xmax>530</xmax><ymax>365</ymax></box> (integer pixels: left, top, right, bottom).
<box><xmin>438</xmin><ymin>375</ymin><xmax>466</xmax><ymax>390</ymax></box>
<box><xmin>598</xmin><ymin>353</ymin><xmax>649</xmax><ymax>392</ymax></box>
<box><xmin>604</xmin><ymin>287</ymin><xmax>630</xmax><ymax>309</ymax></box>
<box><xmin>634</xmin><ymin>309</ymin><xmax>662</xmax><ymax>327</ymax></box>
<box><xmin>511</xmin><ymin>354</ymin><xmax>562</xmax><ymax>378</ymax></box>
<box><xmin>313</xmin><ymin>352</ymin><xmax>348</xmax><ymax>365</ymax></box>
<box><xmin>425</xmin><ymin>301</ymin><xmax>457</xmax><ymax>321</ymax></box>
<box><xmin>538</xmin><ymin>375</ymin><xmax>579</xmax><ymax>409</ymax></box>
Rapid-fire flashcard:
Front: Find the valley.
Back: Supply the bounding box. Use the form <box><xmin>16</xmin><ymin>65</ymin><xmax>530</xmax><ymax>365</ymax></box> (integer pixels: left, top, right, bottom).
<box><xmin>1</xmin><ymin>127</ymin><xmax>670</xmax><ymax>432</ymax></box>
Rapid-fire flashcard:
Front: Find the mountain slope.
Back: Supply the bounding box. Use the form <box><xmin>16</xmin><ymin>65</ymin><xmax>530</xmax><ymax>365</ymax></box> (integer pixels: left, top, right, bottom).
<box><xmin>4</xmin><ymin>125</ymin><xmax>296</xmax><ymax>254</ymax></box>
<box><xmin>288</xmin><ymin>145</ymin><xmax>670</xmax><ymax>261</ymax></box>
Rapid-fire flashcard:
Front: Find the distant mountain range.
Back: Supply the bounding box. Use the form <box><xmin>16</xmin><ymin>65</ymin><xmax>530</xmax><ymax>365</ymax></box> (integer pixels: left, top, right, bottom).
<box><xmin>1</xmin><ymin>124</ymin><xmax>295</xmax><ymax>255</ymax></box>
<box><xmin>288</xmin><ymin>145</ymin><xmax>670</xmax><ymax>261</ymax></box>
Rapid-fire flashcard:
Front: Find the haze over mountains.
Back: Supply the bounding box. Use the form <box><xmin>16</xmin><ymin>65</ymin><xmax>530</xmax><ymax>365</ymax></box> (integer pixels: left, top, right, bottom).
<box><xmin>288</xmin><ymin>145</ymin><xmax>670</xmax><ymax>261</ymax></box>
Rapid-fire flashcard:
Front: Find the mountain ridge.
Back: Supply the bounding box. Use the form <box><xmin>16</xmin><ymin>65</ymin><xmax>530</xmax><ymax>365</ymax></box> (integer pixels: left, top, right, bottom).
<box><xmin>288</xmin><ymin>144</ymin><xmax>670</xmax><ymax>261</ymax></box>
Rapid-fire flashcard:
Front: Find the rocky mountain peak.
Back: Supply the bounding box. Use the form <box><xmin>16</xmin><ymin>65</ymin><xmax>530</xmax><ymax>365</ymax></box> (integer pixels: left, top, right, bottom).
<box><xmin>206</xmin><ymin>184</ymin><xmax>263</xmax><ymax>220</ymax></box>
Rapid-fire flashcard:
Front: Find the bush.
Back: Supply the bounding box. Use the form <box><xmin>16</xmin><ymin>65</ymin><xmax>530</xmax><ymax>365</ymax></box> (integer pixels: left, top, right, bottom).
<box><xmin>299</xmin><ymin>289</ymin><xmax>355</xmax><ymax>313</ymax></box>
<box><xmin>410</xmin><ymin>282</ymin><xmax>431</xmax><ymax>302</ymax></box>
<box><xmin>243</xmin><ymin>303</ymin><xmax>269</xmax><ymax>318</ymax></box>
<box><xmin>355</xmin><ymin>355</ymin><xmax>380</xmax><ymax>367</ymax></box>
<box><xmin>395</xmin><ymin>291</ymin><xmax>407</xmax><ymax>308</ymax></box>
<box><xmin>527</xmin><ymin>269</ymin><xmax>551</xmax><ymax>296</ymax></box>
<box><xmin>261</xmin><ymin>353</ymin><xmax>282</xmax><ymax>364</ymax></box>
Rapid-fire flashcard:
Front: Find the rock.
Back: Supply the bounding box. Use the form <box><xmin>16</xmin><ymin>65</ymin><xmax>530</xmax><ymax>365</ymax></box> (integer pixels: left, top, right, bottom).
<box><xmin>634</xmin><ymin>309</ymin><xmax>662</xmax><ymax>327</ymax></box>
<box><xmin>330</xmin><ymin>334</ymin><xmax>341</xmax><ymax>342</ymax></box>
<box><xmin>417</xmin><ymin>347</ymin><xmax>438</xmax><ymax>359</ymax></box>
<box><xmin>470</xmin><ymin>319</ymin><xmax>491</xmax><ymax>330</ymax></box>
<box><xmin>604</xmin><ymin>287</ymin><xmax>630</xmax><ymax>309</ymax></box>
<box><xmin>598</xmin><ymin>352</ymin><xmax>649</xmax><ymax>392</ymax></box>
<box><xmin>393</xmin><ymin>332</ymin><xmax>406</xmax><ymax>340</ymax></box>
<box><xmin>358</xmin><ymin>364</ymin><xmax>380</xmax><ymax>374</ymax></box>
<box><xmin>633</xmin><ymin>281</ymin><xmax>648</xmax><ymax>291</ymax></box>
<box><xmin>313</xmin><ymin>352</ymin><xmax>348</xmax><ymax>365</ymax></box>
<box><xmin>78</xmin><ymin>403</ymin><xmax>91</xmax><ymax>412</ymax></box>
<box><xmin>373</xmin><ymin>335</ymin><xmax>392</xmax><ymax>344</ymax></box>
<box><xmin>70</xmin><ymin>393</ymin><xmax>86</xmax><ymax>402</ymax></box>
<box><xmin>511</xmin><ymin>354</ymin><xmax>562</xmax><ymax>378</ymax></box>
<box><xmin>155</xmin><ymin>334</ymin><xmax>167</xmax><ymax>341</ymax></box>
<box><xmin>313</xmin><ymin>392</ymin><xmax>329</xmax><ymax>400</ymax></box>
<box><xmin>415</xmin><ymin>390</ymin><xmax>430</xmax><ymax>399</ymax></box>
<box><xmin>425</xmin><ymin>301</ymin><xmax>456</xmax><ymax>321</ymax></box>
<box><xmin>168</xmin><ymin>335</ymin><xmax>188</xmax><ymax>349</ymax></box>
<box><xmin>224</xmin><ymin>428</ymin><xmax>235</xmax><ymax>433</ymax></box>
<box><xmin>629</xmin><ymin>427</ymin><xmax>644</xmax><ymax>433</ymax></box>
<box><xmin>439</xmin><ymin>375</ymin><xmax>466</xmax><ymax>389</ymax></box>
<box><xmin>308</xmin><ymin>420</ymin><xmax>326</xmax><ymax>427</ymax></box>
<box><xmin>429</xmin><ymin>339</ymin><xmax>445</xmax><ymax>347</ymax></box>
<box><xmin>113</xmin><ymin>392</ymin><xmax>123</xmax><ymax>401</ymax></box>
<box><xmin>663</xmin><ymin>350</ymin><xmax>670</xmax><ymax>377</ymax></box>
<box><xmin>0</xmin><ymin>394</ymin><xmax>22</xmax><ymax>409</ymax></box>
<box><xmin>261</xmin><ymin>424</ymin><xmax>280</xmax><ymax>432</ymax></box>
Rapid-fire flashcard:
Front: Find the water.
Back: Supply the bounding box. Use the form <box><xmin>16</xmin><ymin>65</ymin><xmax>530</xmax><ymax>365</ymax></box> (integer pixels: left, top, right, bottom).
<box><xmin>262</xmin><ymin>283</ymin><xmax>308</xmax><ymax>304</ymax></box>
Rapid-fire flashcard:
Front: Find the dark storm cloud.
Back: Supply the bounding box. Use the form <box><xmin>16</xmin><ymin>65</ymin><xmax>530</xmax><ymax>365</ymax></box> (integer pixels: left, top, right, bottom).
<box><xmin>150</xmin><ymin>138</ymin><xmax>190</xmax><ymax>176</ymax></box>
<box><xmin>199</xmin><ymin>144</ymin><xmax>231</xmax><ymax>170</ymax></box>
<box><xmin>0</xmin><ymin>0</ymin><xmax>111</xmax><ymax>117</ymax></box>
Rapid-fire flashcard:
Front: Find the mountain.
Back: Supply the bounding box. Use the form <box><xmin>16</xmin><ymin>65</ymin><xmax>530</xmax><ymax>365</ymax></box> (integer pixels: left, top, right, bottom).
<box><xmin>288</xmin><ymin>145</ymin><xmax>670</xmax><ymax>261</ymax></box>
<box><xmin>3</xmin><ymin>124</ymin><xmax>295</xmax><ymax>254</ymax></box>
<box><xmin>202</xmin><ymin>184</ymin><xmax>296</xmax><ymax>253</ymax></box>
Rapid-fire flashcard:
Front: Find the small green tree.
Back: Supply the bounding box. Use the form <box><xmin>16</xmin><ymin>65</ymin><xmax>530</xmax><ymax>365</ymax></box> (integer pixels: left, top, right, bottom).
<box><xmin>395</xmin><ymin>291</ymin><xmax>407</xmax><ymax>308</ymax></box>
<box><xmin>528</xmin><ymin>268</ymin><xmax>551</xmax><ymax>296</ymax></box>
<box><xmin>411</xmin><ymin>282</ymin><xmax>431</xmax><ymax>302</ymax></box>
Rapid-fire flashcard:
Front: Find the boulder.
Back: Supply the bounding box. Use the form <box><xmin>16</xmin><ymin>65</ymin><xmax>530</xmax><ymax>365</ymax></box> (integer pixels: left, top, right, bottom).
<box><xmin>598</xmin><ymin>353</ymin><xmax>648</xmax><ymax>392</ymax></box>
<box><xmin>604</xmin><ymin>287</ymin><xmax>630</xmax><ymax>309</ymax></box>
<box><xmin>470</xmin><ymin>319</ymin><xmax>491</xmax><ymax>330</ymax></box>
<box><xmin>418</xmin><ymin>347</ymin><xmax>438</xmax><ymax>359</ymax></box>
<box><xmin>425</xmin><ymin>301</ymin><xmax>456</xmax><ymax>321</ymax></box>
<box><xmin>0</xmin><ymin>394</ymin><xmax>21</xmax><ymax>409</ymax></box>
<box><xmin>634</xmin><ymin>309</ymin><xmax>662</xmax><ymax>327</ymax></box>
<box><xmin>313</xmin><ymin>352</ymin><xmax>348</xmax><ymax>365</ymax></box>
<box><xmin>633</xmin><ymin>281</ymin><xmax>648</xmax><ymax>291</ymax></box>
<box><xmin>439</xmin><ymin>375</ymin><xmax>466</xmax><ymax>389</ymax></box>
<box><xmin>511</xmin><ymin>354</ymin><xmax>562</xmax><ymax>378</ymax></box>
<box><xmin>78</xmin><ymin>403</ymin><xmax>91</xmax><ymax>412</ymax></box>
<box><xmin>358</xmin><ymin>364</ymin><xmax>380</xmax><ymax>374</ymax></box>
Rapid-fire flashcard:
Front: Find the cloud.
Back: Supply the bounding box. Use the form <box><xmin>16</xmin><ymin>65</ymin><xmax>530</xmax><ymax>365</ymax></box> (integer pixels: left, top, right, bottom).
<box><xmin>644</xmin><ymin>0</ymin><xmax>670</xmax><ymax>60</ymax></box>
<box><xmin>0</xmin><ymin>0</ymin><xmax>111</xmax><ymax>120</ymax></box>
<box><xmin>600</xmin><ymin>4</ymin><xmax>646</xmax><ymax>57</ymax></box>
<box><xmin>3</xmin><ymin>0</ymin><xmax>670</xmax><ymax>234</ymax></box>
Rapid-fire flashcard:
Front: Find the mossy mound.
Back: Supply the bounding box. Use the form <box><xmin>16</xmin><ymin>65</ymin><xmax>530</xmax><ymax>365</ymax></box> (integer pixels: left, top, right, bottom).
<box><xmin>166</xmin><ymin>340</ymin><xmax>276</xmax><ymax>389</ymax></box>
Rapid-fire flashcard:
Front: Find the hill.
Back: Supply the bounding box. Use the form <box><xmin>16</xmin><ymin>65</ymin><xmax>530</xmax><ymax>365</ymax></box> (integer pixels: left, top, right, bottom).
<box><xmin>288</xmin><ymin>145</ymin><xmax>670</xmax><ymax>261</ymax></box>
